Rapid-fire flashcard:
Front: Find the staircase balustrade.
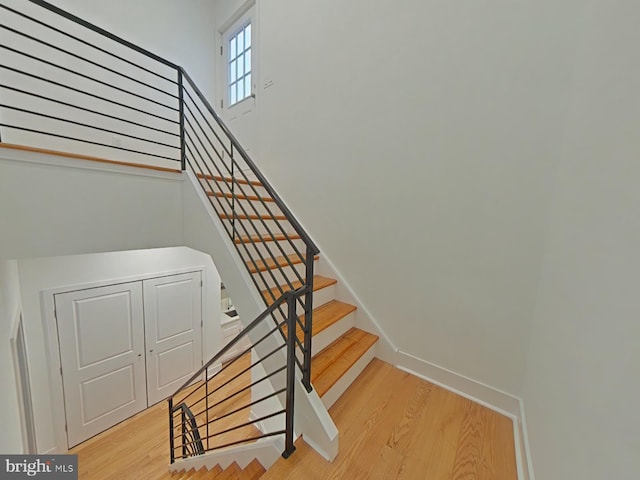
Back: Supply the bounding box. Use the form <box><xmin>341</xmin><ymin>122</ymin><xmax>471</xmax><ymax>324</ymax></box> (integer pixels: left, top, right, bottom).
<box><xmin>1</xmin><ymin>0</ymin><xmax>318</xmax><ymax>462</ymax></box>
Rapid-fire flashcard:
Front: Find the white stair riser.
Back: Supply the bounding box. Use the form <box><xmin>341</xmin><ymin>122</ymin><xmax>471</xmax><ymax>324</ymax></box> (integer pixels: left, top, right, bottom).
<box><xmin>312</xmin><ymin>284</ymin><xmax>336</xmax><ymax>310</ymax></box>
<box><xmin>320</xmin><ymin>341</ymin><xmax>377</xmax><ymax>409</ymax></box>
<box><xmin>311</xmin><ymin>311</ymin><xmax>355</xmax><ymax>357</ymax></box>
<box><xmin>266</xmin><ymin>283</ymin><xmax>337</xmax><ymax>319</ymax></box>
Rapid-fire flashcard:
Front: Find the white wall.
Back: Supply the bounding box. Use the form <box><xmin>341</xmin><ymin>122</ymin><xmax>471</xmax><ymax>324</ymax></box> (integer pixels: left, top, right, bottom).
<box><xmin>522</xmin><ymin>1</ymin><xmax>640</xmax><ymax>478</ymax></box>
<box><xmin>48</xmin><ymin>0</ymin><xmax>217</xmax><ymax>98</ymax></box>
<box><xmin>17</xmin><ymin>247</ymin><xmax>221</xmax><ymax>454</ymax></box>
<box><xmin>0</xmin><ymin>260</ymin><xmax>25</xmax><ymax>453</ymax></box>
<box><xmin>213</xmin><ymin>0</ymin><xmax>579</xmax><ymax>394</ymax></box>
<box><xmin>0</xmin><ymin>149</ymin><xmax>184</xmax><ymax>260</ymax></box>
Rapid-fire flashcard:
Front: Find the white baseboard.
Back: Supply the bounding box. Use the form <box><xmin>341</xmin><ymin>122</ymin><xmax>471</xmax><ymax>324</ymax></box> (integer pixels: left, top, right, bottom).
<box><xmin>396</xmin><ymin>350</ymin><xmax>534</xmax><ymax>480</ymax></box>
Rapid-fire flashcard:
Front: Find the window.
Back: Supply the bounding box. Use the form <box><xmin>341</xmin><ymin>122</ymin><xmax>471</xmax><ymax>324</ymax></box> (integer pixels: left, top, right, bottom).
<box><xmin>228</xmin><ymin>22</ymin><xmax>252</xmax><ymax>107</ymax></box>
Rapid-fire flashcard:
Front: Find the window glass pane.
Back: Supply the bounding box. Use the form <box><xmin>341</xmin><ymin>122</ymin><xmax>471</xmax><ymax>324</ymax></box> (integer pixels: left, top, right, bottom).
<box><xmin>237</xmin><ymin>79</ymin><xmax>245</xmax><ymax>100</ymax></box>
<box><xmin>237</xmin><ymin>53</ymin><xmax>244</xmax><ymax>77</ymax></box>
<box><xmin>237</xmin><ymin>30</ymin><xmax>244</xmax><ymax>53</ymax></box>
<box><xmin>230</xmin><ymin>83</ymin><xmax>237</xmax><ymax>105</ymax></box>
<box><xmin>245</xmin><ymin>24</ymin><xmax>251</xmax><ymax>49</ymax></box>
<box><xmin>244</xmin><ymin>75</ymin><xmax>251</xmax><ymax>97</ymax></box>
<box><xmin>245</xmin><ymin>50</ymin><xmax>251</xmax><ymax>73</ymax></box>
<box><xmin>229</xmin><ymin>60</ymin><xmax>237</xmax><ymax>83</ymax></box>
<box><xmin>229</xmin><ymin>37</ymin><xmax>236</xmax><ymax>59</ymax></box>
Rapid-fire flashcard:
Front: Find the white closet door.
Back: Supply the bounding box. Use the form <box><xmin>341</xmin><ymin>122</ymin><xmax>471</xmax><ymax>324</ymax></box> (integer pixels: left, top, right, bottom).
<box><xmin>144</xmin><ymin>272</ymin><xmax>203</xmax><ymax>406</ymax></box>
<box><xmin>55</xmin><ymin>282</ymin><xmax>147</xmax><ymax>447</ymax></box>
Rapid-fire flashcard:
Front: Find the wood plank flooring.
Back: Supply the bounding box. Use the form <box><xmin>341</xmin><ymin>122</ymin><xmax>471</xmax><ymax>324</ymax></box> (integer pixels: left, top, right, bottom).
<box><xmin>263</xmin><ymin>359</ymin><xmax>517</xmax><ymax>480</ymax></box>
<box><xmin>70</xmin><ymin>354</ymin><xmax>261</xmax><ymax>480</ymax></box>
<box><xmin>69</xmin><ymin>358</ymin><xmax>517</xmax><ymax>480</ymax></box>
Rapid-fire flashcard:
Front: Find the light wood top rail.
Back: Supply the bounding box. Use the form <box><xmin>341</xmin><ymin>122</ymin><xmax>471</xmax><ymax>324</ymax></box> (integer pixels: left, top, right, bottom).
<box><xmin>0</xmin><ymin>143</ymin><xmax>182</xmax><ymax>174</ymax></box>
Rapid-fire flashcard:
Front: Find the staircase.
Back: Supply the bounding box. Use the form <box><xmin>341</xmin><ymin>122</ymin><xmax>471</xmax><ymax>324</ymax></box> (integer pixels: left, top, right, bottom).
<box><xmin>208</xmin><ymin>175</ymin><xmax>379</xmax><ymax>412</ymax></box>
<box><xmin>1</xmin><ymin>1</ymin><xmax>381</xmax><ymax>477</ymax></box>
<box><xmin>167</xmin><ymin>177</ymin><xmax>380</xmax><ymax>476</ymax></box>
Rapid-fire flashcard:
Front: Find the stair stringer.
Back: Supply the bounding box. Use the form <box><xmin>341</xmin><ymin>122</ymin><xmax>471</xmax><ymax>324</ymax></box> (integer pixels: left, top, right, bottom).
<box><xmin>168</xmin><ymin>436</ymin><xmax>282</xmax><ymax>474</ymax></box>
<box><xmin>182</xmin><ymin>171</ymin><xmax>339</xmax><ymax>461</ymax></box>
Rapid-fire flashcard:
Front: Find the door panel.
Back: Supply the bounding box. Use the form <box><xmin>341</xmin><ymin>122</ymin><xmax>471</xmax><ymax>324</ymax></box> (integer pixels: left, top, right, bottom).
<box><xmin>55</xmin><ymin>283</ymin><xmax>146</xmax><ymax>447</ymax></box>
<box><xmin>144</xmin><ymin>272</ymin><xmax>202</xmax><ymax>405</ymax></box>
<box><xmin>221</xmin><ymin>4</ymin><xmax>257</xmax><ymax>154</ymax></box>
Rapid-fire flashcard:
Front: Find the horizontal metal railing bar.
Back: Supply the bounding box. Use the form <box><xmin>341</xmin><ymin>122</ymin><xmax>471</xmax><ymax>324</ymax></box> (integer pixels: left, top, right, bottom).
<box><xmin>1</xmin><ymin>3</ymin><xmax>177</xmax><ymax>85</ymax></box>
<box><xmin>200</xmin><ymin>365</ymin><xmax>287</xmax><ymax>413</ymax></box>
<box><xmin>224</xmin><ymin>157</ymin><xmax>307</xmax><ymax>262</ymax></box>
<box><xmin>178</xmin><ymin>410</ymin><xmax>286</xmax><ymax>447</ymax></box>
<box><xmin>183</xmin><ymin>87</ymin><xmax>232</xmax><ymax>158</ymax></box>
<box><xmin>171</xmin><ymin>289</ymin><xmax>306</xmax><ymax>398</ymax></box>
<box><xmin>0</xmin><ymin>84</ymin><xmax>179</xmax><ymax>137</ymax></box>
<box><xmin>171</xmin><ymin>311</ymin><xmax>281</xmax><ymax>408</ymax></box>
<box><xmin>181</xmin><ymin>340</ymin><xmax>286</xmax><ymax>414</ymax></box>
<box><xmin>27</xmin><ymin>0</ymin><xmax>180</xmax><ymax>71</ymax></box>
<box><xmin>197</xmin><ymin>342</ymin><xmax>286</xmax><ymax>404</ymax></box>
<box><xmin>1</xmin><ymin>105</ymin><xmax>179</xmax><ymax>150</ymax></box>
<box><xmin>0</xmin><ymin>124</ymin><xmax>180</xmax><ymax>161</ymax></box>
<box><xmin>0</xmin><ymin>65</ymin><xmax>179</xmax><ymax>125</ymax></box>
<box><xmin>0</xmin><ymin>44</ymin><xmax>178</xmax><ymax>111</ymax></box>
<box><xmin>200</xmin><ymin>389</ymin><xmax>287</xmax><ymax>428</ymax></box>
<box><xmin>184</xmin><ymin>139</ymin><xmax>280</xmax><ymax>290</ymax></box>
<box><xmin>184</xmin><ymin>117</ymin><xmax>229</xmax><ymax>176</ymax></box>
<box><xmin>1</xmin><ymin>25</ymin><xmax>179</xmax><ymax>108</ymax></box>
<box><xmin>184</xmin><ymin>132</ymin><xmax>296</xmax><ymax>291</ymax></box>
<box><xmin>183</xmin><ymin>93</ymin><xmax>308</xmax><ymax>289</ymax></box>
<box><xmin>175</xmin><ymin>431</ymin><xmax>287</xmax><ymax>458</ymax></box>
<box><xmin>180</xmin><ymin>68</ymin><xmax>320</xmax><ymax>255</ymax></box>
<box><xmin>183</xmin><ymin>105</ymin><xmax>225</xmax><ymax>166</ymax></box>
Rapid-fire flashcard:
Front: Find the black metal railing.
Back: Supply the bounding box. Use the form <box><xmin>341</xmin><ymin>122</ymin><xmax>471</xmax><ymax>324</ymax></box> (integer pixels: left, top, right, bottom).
<box><xmin>1</xmin><ymin>0</ymin><xmax>320</xmax><ymax>463</ymax></box>
<box><xmin>168</xmin><ymin>288</ymin><xmax>304</xmax><ymax>463</ymax></box>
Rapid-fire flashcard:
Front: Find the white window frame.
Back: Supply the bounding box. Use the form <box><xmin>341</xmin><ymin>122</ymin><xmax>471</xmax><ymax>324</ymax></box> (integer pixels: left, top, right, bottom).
<box><xmin>218</xmin><ymin>1</ymin><xmax>257</xmax><ymax>113</ymax></box>
<box><xmin>227</xmin><ymin>21</ymin><xmax>253</xmax><ymax>107</ymax></box>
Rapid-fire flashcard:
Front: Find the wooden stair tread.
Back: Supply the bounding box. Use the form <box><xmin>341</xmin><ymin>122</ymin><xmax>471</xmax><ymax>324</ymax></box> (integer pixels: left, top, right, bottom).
<box><xmin>180</xmin><ymin>468</ymin><xmax>196</xmax><ymax>479</ymax></box>
<box><xmin>208</xmin><ymin>190</ymin><xmax>275</xmax><ymax>202</ymax></box>
<box><xmin>220</xmin><ymin>212</ymin><xmax>287</xmax><ymax>221</ymax></box>
<box><xmin>217</xmin><ymin>462</ymin><xmax>242</xmax><ymax>480</ymax></box>
<box><xmin>282</xmin><ymin>300</ymin><xmax>356</xmax><ymax>341</ymax></box>
<box><xmin>262</xmin><ymin>275</ymin><xmax>337</xmax><ymax>305</ymax></box>
<box><xmin>207</xmin><ymin>465</ymin><xmax>224</xmax><ymax>476</ymax></box>
<box><xmin>234</xmin><ymin>233</ymin><xmax>301</xmax><ymax>244</ymax></box>
<box><xmin>246</xmin><ymin>254</ymin><xmax>318</xmax><ymax>274</ymax></box>
<box><xmin>197</xmin><ymin>172</ymin><xmax>263</xmax><ymax>187</ymax></box>
<box><xmin>240</xmin><ymin>459</ymin><xmax>266</xmax><ymax>479</ymax></box>
<box><xmin>311</xmin><ymin>327</ymin><xmax>378</xmax><ymax>398</ymax></box>
<box><xmin>190</xmin><ymin>467</ymin><xmax>209</xmax><ymax>479</ymax></box>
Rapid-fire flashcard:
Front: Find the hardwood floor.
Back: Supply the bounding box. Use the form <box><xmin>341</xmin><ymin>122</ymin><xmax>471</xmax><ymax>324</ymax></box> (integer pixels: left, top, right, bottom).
<box><xmin>262</xmin><ymin>359</ymin><xmax>517</xmax><ymax>480</ymax></box>
<box><xmin>70</xmin><ymin>354</ymin><xmax>261</xmax><ymax>480</ymax></box>
<box><xmin>70</xmin><ymin>358</ymin><xmax>517</xmax><ymax>479</ymax></box>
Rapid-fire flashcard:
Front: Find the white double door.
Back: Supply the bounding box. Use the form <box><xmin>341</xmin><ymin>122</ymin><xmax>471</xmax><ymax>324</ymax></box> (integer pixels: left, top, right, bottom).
<box><xmin>55</xmin><ymin>272</ymin><xmax>202</xmax><ymax>447</ymax></box>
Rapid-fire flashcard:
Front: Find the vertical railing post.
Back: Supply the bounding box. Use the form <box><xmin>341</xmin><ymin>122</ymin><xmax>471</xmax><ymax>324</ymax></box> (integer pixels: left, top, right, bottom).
<box><xmin>282</xmin><ymin>292</ymin><xmax>297</xmax><ymax>459</ymax></box>
<box><xmin>230</xmin><ymin>144</ymin><xmax>236</xmax><ymax>242</ymax></box>
<box><xmin>177</xmin><ymin>69</ymin><xmax>186</xmax><ymax>171</ymax></box>
<box><xmin>302</xmin><ymin>246</ymin><xmax>314</xmax><ymax>391</ymax></box>
<box><xmin>168</xmin><ymin>399</ymin><xmax>175</xmax><ymax>464</ymax></box>
<box><xmin>205</xmin><ymin>367</ymin><xmax>209</xmax><ymax>451</ymax></box>
<box><xmin>181</xmin><ymin>407</ymin><xmax>187</xmax><ymax>459</ymax></box>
